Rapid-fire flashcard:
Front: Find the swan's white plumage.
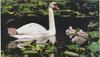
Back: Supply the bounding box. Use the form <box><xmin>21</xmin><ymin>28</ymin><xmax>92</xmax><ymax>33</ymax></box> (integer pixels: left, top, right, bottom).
<box><xmin>14</xmin><ymin>23</ymin><xmax>49</xmax><ymax>43</ymax></box>
<box><xmin>12</xmin><ymin>2</ymin><xmax>58</xmax><ymax>44</ymax></box>
<box><xmin>17</xmin><ymin>23</ymin><xmax>48</xmax><ymax>35</ymax></box>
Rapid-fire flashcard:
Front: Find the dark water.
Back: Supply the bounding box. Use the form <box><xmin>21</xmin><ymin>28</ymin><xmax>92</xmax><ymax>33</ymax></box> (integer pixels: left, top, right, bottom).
<box><xmin>1</xmin><ymin>14</ymin><xmax>99</xmax><ymax>49</ymax></box>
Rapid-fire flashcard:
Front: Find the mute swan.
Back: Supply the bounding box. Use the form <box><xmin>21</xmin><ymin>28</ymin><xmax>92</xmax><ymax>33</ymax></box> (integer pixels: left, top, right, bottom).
<box><xmin>7</xmin><ymin>2</ymin><xmax>59</xmax><ymax>44</ymax></box>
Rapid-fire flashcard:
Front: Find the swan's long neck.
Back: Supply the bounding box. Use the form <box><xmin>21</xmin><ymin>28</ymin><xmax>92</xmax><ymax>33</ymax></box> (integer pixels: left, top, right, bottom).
<box><xmin>48</xmin><ymin>7</ymin><xmax>56</xmax><ymax>35</ymax></box>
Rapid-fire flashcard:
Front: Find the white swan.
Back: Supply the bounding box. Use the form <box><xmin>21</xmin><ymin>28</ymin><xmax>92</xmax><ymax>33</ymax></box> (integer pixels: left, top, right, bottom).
<box><xmin>9</xmin><ymin>2</ymin><xmax>59</xmax><ymax>44</ymax></box>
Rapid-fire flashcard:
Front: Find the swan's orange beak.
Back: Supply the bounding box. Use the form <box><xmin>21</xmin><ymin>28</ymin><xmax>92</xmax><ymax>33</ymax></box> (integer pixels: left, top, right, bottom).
<box><xmin>53</xmin><ymin>4</ymin><xmax>59</xmax><ymax>11</ymax></box>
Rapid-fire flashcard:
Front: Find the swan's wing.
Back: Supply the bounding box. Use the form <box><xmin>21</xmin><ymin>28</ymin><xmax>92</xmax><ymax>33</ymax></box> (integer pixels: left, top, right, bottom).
<box><xmin>16</xmin><ymin>23</ymin><xmax>48</xmax><ymax>36</ymax></box>
<box><xmin>14</xmin><ymin>23</ymin><xmax>48</xmax><ymax>43</ymax></box>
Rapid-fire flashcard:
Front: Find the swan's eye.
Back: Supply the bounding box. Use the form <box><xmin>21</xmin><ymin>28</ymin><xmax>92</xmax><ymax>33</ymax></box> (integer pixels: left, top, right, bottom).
<box><xmin>52</xmin><ymin>4</ymin><xmax>59</xmax><ymax>10</ymax></box>
<box><xmin>54</xmin><ymin>4</ymin><xmax>57</xmax><ymax>6</ymax></box>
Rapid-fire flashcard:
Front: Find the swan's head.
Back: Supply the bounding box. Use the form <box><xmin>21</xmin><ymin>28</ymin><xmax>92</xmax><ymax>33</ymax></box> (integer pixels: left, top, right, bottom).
<box><xmin>49</xmin><ymin>2</ymin><xmax>59</xmax><ymax>10</ymax></box>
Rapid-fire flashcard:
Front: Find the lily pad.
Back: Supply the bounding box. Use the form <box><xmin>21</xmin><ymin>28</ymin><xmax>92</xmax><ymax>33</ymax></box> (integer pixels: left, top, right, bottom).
<box><xmin>88</xmin><ymin>42</ymin><xmax>99</xmax><ymax>52</ymax></box>
<box><xmin>88</xmin><ymin>31</ymin><xmax>99</xmax><ymax>39</ymax></box>
<box><xmin>67</xmin><ymin>45</ymin><xmax>79</xmax><ymax>49</ymax></box>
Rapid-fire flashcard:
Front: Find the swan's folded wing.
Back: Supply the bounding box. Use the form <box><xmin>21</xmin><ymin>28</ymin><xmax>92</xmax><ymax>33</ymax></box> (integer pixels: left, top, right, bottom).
<box><xmin>16</xmin><ymin>23</ymin><xmax>48</xmax><ymax>35</ymax></box>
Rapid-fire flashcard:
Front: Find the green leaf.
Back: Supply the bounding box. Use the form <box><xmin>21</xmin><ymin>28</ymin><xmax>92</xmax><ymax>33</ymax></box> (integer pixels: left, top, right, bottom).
<box><xmin>64</xmin><ymin>50</ymin><xmax>79</xmax><ymax>56</ymax></box>
<box><xmin>23</xmin><ymin>54</ymin><xmax>28</xmax><ymax>57</ymax></box>
<box><xmin>80</xmin><ymin>54</ymin><xmax>86</xmax><ymax>57</ymax></box>
<box><xmin>91</xmin><ymin>53</ymin><xmax>96</xmax><ymax>57</ymax></box>
<box><xmin>88</xmin><ymin>42</ymin><xmax>99</xmax><ymax>52</ymax></box>
<box><xmin>23</xmin><ymin>50</ymin><xmax>38</xmax><ymax>54</ymax></box>
<box><xmin>1</xmin><ymin>51</ymin><xmax>5</xmax><ymax>57</ymax></box>
<box><xmin>67</xmin><ymin>45</ymin><xmax>79</xmax><ymax>49</ymax></box>
<box><xmin>88</xmin><ymin>31</ymin><xmax>99</xmax><ymax>39</ymax></box>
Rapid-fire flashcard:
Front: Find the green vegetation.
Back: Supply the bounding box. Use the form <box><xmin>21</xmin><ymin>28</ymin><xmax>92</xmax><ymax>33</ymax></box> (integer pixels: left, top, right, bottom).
<box><xmin>1</xmin><ymin>0</ymin><xmax>99</xmax><ymax>17</ymax></box>
<box><xmin>1</xmin><ymin>0</ymin><xmax>99</xmax><ymax>57</ymax></box>
<box><xmin>1</xmin><ymin>31</ymin><xmax>99</xmax><ymax>57</ymax></box>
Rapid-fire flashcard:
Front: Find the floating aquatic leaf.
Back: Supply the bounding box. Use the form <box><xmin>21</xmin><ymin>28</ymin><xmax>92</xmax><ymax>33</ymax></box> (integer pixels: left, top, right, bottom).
<box><xmin>67</xmin><ymin>44</ymin><xmax>79</xmax><ymax>49</ymax></box>
<box><xmin>80</xmin><ymin>54</ymin><xmax>86</xmax><ymax>57</ymax></box>
<box><xmin>88</xmin><ymin>31</ymin><xmax>99</xmax><ymax>39</ymax></box>
<box><xmin>64</xmin><ymin>50</ymin><xmax>79</xmax><ymax>56</ymax></box>
<box><xmin>88</xmin><ymin>42</ymin><xmax>99</xmax><ymax>52</ymax></box>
